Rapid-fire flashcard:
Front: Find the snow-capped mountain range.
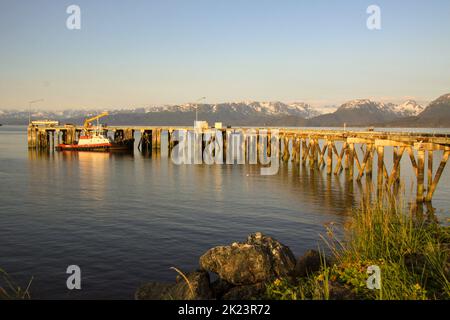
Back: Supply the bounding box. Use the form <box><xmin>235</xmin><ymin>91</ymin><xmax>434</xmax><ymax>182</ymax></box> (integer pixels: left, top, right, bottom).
<box><xmin>144</xmin><ymin>101</ymin><xmax>322</xmax><ymax>119</ymax></box>
<box><xmin>308</xmin><ymin>99</ymin><xmax>425</xmax><ymax>127</ymax></box>
<box><xmin>339</xmin><ymin>99</ymin><xmax>423</xmax><ymax>117</ymax></box>
<box><xmin>0</xmin><ymin>98</ymin><xmax>437</xmax><ymax>127</ymax></box>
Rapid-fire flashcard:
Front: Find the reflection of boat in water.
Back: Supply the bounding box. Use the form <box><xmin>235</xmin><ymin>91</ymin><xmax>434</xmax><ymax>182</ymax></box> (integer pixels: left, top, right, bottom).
<box><xmin>56</xmin><ymin>112</ymin><xmax>132</xmax><ymax>152</ymax></box>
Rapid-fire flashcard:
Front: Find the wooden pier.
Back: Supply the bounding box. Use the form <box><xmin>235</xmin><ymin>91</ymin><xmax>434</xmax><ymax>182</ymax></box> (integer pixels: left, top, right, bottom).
<box><xmin>28</xmin><ymin>124</ymin><xmax>450</xmax><ymax>203</ymax></box>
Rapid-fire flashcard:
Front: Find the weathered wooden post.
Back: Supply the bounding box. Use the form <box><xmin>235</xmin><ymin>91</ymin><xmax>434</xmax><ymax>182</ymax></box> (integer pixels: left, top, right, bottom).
<box><xmin>416</xmin><ymin>148</ymin><xmax>425</xmax><ymax>202</ymax></box>
<box><xmin>49</xmin><ymin>131</ymin><xmax>53</xmax><ymax>150</ymax></box>
<box><xmin>427</xmin><ymin>150</ymin><xmax>433</xmax><ymax>192</ymax></box>
<box><xmin>314</xmin><ymin>139</ymin><xmax>320</xmax><ymax>169</ymax></box>
<box><xmin>282</xmin><ymin>135</ymin><xmax>289</xmax><ymax>162</ymax></box>
<box><xmin>151</xmin><ymin>129</ymin><xmax>157</xmax><ymax>149</ymax></box>
<box><xmin>348</xmin><ymin>143</ymin><xmax>355</xmax><ymax>179</ymax></box>
<box><xmin>222</xmin><ymin>129</ymin><xmax>227</xmax><ymax>163</ymax></box>
<box><xmin>278</xmin><ymin>135</ymin><xmax>282</xmax><ymax>162</ymax></box>
<box><xmin>148</xmin><ymin>130</ymin><xmax>153</xmax><ymax>150</ymax></box>
<box><xmin>425</xmin><ymin>150</ymin><xmax>449</xmax><ymax>202</ymax></box>
<box><xmin>392</xmin><ymin>146</ymin><xmax>399</xmax><ymax>183</ymax></box>
<box><xmin>326</xmin><ymin>140</ymin><xmax>333</xmax><ymax>175</ymax></box>
<box><xmin>167</xmin><ymin>129</ymin><xmax>172</xmax><ymax>154</ymax></box>
<box><xmin>301</xmin><ymin>139</ymin><xmax>307</xmax><ymax>166</ymax></box>
<box><xmin>309</xmin><ymin>139</ymin><xmax>315</xmax><ymax>169</ymax></box>
<box><xmin>37</xmin><ymin>129</ymin><xmax>48</xmax><ymax>149</ymax></box>
<box><xmin>66</xmin><ymin>127</ymin><xmax>75</xmax><ymax>145</ymax></box>
<box><xmin>344</xmin><ymin>145</ymin><xmax>350</xmax><ymax>170</ymax></box>
<box><xmin>255</xmin><ymin>130</ymin><xmax>261</xmax><ymax>163</ymax></box>
<box><xmin>365</xmin><ymin>144</ymin><xmax>373</xmax><ymax>177</ymax></box>
<box><xmin>27</xmin><ymin>126</ymin><xmax>37</xmax><ymax>148</ymax></box>
<box><xmin>156</xmin><ymin>129</ymin><xmax>161</xmax><ymax>149</ymax></box>
<box><xmin>291</xmin><ymin>136</ymin><xmax>299</xmax><ymax>164</ymax></box>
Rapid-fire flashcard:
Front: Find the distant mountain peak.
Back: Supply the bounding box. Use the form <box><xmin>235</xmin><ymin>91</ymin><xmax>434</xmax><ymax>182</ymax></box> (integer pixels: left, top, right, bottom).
<box><xmin>394</xmin><ymin>100</ymin><xmax>423</xmax><ymax>116</ymax></box>
<box><xmin>337</xmin><ymin>99</ymin><xmax>423</xmax><ymax>117</ymax></box>
<box><xmin>341</xmin><ymin>99</ymin><xmax>380</xmax><ymax>107</ymax></box>
<box><xmin>433</xmin><ymin>93</ymin><xmax>450</xmax><ymax>103</ymax></box>
<box><xmin>418</xmin><ymin>92</ymin><xmax>450</xmax><ymax>121</ymax></box>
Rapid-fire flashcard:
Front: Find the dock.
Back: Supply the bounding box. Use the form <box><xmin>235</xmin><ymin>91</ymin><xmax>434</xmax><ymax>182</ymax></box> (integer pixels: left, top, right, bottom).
<box><xmin>27</xmin><ymin>124</ymin><xmax>450</xmax><ymax>203</ymax></box>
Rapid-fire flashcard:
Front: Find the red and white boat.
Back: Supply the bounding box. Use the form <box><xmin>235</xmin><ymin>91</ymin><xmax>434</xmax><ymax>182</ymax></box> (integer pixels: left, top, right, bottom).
<box><xmin>56</xmin><ymin>132</ymin><xmax>130</xmax><ymax>152</ymax></box>
<box><xmin>56</xmin><ymin>113</ymin><xmax>133</xmax><ymax>152</ymax></box>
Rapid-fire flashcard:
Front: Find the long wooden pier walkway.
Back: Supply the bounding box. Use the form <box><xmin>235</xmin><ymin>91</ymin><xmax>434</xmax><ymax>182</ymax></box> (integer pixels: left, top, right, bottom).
<box><xmin>28</xmin><ymin>124</ymin><xmax>450</xmax><ymax>203</ymax></box>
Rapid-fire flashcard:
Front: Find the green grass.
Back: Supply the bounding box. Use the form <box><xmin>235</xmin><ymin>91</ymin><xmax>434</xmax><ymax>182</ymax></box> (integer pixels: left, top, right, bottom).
<box><xmin>266</xmin><ymin>198</ymin><xmax>450</xmax><ymax>300</ymax></box>
<box><xmin>0</xmin><ymin>269</ymin><xmax>32</xmax><ymax>300</ymax></box>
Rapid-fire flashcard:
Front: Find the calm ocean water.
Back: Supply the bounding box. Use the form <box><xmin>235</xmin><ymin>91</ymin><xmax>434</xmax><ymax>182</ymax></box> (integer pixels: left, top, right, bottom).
<box><xmin>0</xmin><ymin>125</ymin><xmax>449</xmax><ymax>299</ymax></box>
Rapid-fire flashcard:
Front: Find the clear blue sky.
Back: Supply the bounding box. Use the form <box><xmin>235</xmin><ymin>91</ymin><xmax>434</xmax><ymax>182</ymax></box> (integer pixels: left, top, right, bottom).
<box><xmin>1</xmin><ymin>0</ymin><xmax>449</xmax><ymax>109</ymax></box>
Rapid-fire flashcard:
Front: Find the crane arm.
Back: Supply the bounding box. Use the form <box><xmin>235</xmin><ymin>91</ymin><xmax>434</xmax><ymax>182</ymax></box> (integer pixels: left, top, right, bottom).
<box><xmin>83</xmin><ymin>112</ymin><xmax>109</xmax><ymax>128</ymax></box>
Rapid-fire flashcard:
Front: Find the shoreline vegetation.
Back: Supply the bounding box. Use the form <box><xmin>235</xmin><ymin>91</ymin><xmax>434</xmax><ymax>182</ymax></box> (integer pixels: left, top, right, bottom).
<box><xmin>2</xmin><ymin>198</ymin><xmax>449</xmax><ymax>300</ymax></box>
<box><xmin>266</xmin><ymin>200</ymin><xmax>450</xmax><ymax>300</ymax></box>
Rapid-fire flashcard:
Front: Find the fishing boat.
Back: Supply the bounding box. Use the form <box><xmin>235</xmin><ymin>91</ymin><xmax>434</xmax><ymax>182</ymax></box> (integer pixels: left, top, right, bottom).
<box><xmin>56</xmin><ymin>112</ymin><xmax>131</xmax><ymax>152</ymax></box>
<box><xmin>55</xmin><ymin>132</ymin><xmax>131</xmax><ymax>152</ymax></box>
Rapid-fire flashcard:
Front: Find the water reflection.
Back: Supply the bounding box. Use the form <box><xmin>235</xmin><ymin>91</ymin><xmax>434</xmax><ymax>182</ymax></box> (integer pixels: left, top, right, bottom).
<box><xmin>1</xmin><ymin>127</ymin><xmax>447</xmax><ymax>298</ymax></box>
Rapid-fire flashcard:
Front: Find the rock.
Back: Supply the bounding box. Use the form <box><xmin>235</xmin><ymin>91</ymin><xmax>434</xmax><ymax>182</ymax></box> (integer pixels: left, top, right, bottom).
<box><xmin>135</xmin><ymin>282</ymin><xmax>174</xmax><ymax>300</ymax></box>
<box><xmin>135</xmin><ymin>270</ymin><xmax>213</xmax><ymax>300</ymax></box>
<box><xmin>294</xmin><ymin>250</ymin><xmax>324</xmax><ymax>278</ymax></box>
<box><xmin>173</xmin><ymin>270</ymin><xmax>213</xmax><ymax>300</ymax></box>
<box><xmin>222</xmin><ymin>282</ymin><xmax>266</xmax><ymax>300</ymax></box>
<box><xmin>199</xmin><ymin>232</ymin><xmax>296</xmax><ymax>285</ymax></box>
<box><xmin>210</xmin><ymin>278</ymin><xmax>234</xmax><ymax>299</ymax></box>
<box><xmin>246</xmin><ymin>233</ymin><xmax>297</xmax><ymax>278</ymax></box>
<box><xmin>200</xmin><ymin>244</ymin><xmax>271</xmax><ymax>285</ymax></box>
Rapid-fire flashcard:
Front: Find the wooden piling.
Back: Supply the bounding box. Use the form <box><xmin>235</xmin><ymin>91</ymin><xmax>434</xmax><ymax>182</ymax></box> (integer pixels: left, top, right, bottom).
<box><xmin>309</xmin><ymin>139</ymin><xmax>315</xmax><ymax>169</ymax></box>
<box><xmin>301</xmin><ymin>139</ymin><xmax>307</xmax><ymax>166</ymax></box>
<box><xmin>282</xmin><ymin>135</ymin><xmax>289</xmax><ymax>162</ymax></box>
<box><xmin>377</xmin><ymin>146</ymin><xmax>384</xmax><ymax>189</ymax></box>
<box><xmin>326</xmin><ymin>140</ymin><xmax>333</xmax><ymax>175</ymax></box>
<box><xmin>348</xmin><ymin>143</ymin><xmax>355</xmax><ymax>179</ymax></box>
<box><xmin>425</xmin><ymin>150</ymin><xmax>449</xmax><ymax>202</ymax></box>
<box><xmin>365</xmin><ymin>144</ymin><xmax>373</xmax><ymax>177</ymax></box>
<box><xmin>151</xmin><ymin>129</ymin><xmax>157</xmax><ymax>149</ymax></box>
<box><xmin>427</xmin><ymin>150</ymin><xmax>433</xmax><ymax>191</ymax></box>
<box><xmin>292</xmin><ymin>136</ymin><xmax>300</xmax><ymax>164</ymax></box>
<box><xmin>417</xmin><ymin>148</ymin><xmax>425</xmax><ymax>202</ymax></box>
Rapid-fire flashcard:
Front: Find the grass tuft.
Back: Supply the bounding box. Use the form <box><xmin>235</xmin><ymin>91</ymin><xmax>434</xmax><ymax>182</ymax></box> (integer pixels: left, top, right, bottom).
<box><xmin>0</xmin><ymin>269</ymin><xmax>33</xmax><ymax>300</ymax></box>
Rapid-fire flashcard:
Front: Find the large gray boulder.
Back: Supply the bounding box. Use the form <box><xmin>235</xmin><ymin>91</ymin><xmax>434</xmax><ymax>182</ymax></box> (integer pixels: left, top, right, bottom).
<box><xmin>199</xmin><ymin>232</ymin><xmax>296</xmax><ymax>285</ymax></box>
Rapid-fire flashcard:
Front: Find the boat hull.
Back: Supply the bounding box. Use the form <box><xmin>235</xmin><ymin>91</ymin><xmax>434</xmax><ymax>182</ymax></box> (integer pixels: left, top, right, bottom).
<box><xmin>55</xmin><ymin>143</ymin><xmax>132</xmax><ymax>152</ymax></box>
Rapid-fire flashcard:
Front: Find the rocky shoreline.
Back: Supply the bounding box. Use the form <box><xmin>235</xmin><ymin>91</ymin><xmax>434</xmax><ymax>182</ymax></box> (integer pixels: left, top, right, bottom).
<box><xmin>135</xmin><ymin>232</ymin><xmax>327</xmax><ymax>300</ymax></box>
